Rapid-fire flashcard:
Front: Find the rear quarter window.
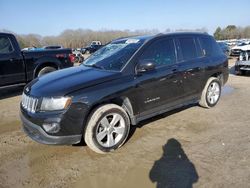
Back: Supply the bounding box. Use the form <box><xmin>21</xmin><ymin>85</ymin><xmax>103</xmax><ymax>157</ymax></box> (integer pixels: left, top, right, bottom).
<box><xmin>199</xmin><ymin>36</ymin><xmax>223</xmax><ymax>56</ymax></box>
<box><xmin>177</xmin><ymin>37</ymin><xmax>198</xmax><ymax>61</ymax></box>
<box><xmin>0</xmin><ymin>36</ymin><xmax>14</xmax><ymax>54</ymax></box>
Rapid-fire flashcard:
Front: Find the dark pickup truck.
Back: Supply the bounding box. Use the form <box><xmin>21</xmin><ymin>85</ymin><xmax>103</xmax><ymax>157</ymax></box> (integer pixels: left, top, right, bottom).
<box><xmin>0</xmin><ymin>32</ymin><xmax>74</xmax><ymax>88</ymax></box>
<box><xmin>84</xmin><ymin>44</ymin><xmax>103</xmax><ymax>54</ymax></box>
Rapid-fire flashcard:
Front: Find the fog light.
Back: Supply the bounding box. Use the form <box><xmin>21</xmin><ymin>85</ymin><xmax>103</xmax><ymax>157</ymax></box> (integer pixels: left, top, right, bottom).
<box><xmin>42</xmin><ymin>122</ymin><xmax>60</xmax><ymax>133</ymax></box>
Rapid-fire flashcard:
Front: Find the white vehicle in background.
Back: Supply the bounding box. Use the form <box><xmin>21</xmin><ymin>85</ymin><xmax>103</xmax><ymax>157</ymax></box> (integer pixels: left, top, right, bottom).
<box><xmin>72</xmin><ymin>49</ymin><xmax>85</xmax><ymax>63</ymax></box>
<box><xmin>90</xmin><ymin>41</ymin><xmax>102</xmax><ymax>45</ymax></box>
<box><xmin>235</xmin><ymin>50</ymin><xmax>250</xmax><ymax>75</ymax></box>
<box><xmin>230</xmin><ymin>42</ymin><xmax>250</xmax><ymax>56</ymax></box>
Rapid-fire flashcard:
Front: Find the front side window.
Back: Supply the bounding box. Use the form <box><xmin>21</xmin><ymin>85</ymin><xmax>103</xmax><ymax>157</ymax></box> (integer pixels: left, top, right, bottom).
<box><xmin>0</xmin><ymin>36</ymin><xmax>13</xmax><ymax>54</ymax></box>
<box><xmin>83</xmin><ymin>39</ymin><xmax>144</xmax><ymax>71</ymax></box>
<box><xmin>139</xmin><ymin>38</ymin><xmax>176</xmax><ymax>67</ymax></box>
<box><xmin>178</xmin><ymin>37</ymin><xmax>198</xmax><ymax>60</ymax></box>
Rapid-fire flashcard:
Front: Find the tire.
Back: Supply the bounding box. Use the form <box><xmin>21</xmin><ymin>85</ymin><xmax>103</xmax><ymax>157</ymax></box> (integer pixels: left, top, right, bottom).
<box><xmin>79</xmin><ymin>56</ymin><xmax>84</xmax><ymax>63</ymax></box>
<box><xmin>74</xmin><ymin>56</ymin><xmax>80</xmax><ymax>63</ymax></box>
<box><xmin>84</xmin><ymin>104</ymin><xmax>130</xmax><ymax>154</ymax></box>
<box><xmin>37</xmin><ymin>66</ymin><xmax>57</xmax><ymax>77</ymax></box>
<box><xmin>199</xmin><ymin>77</ymin><xmax>221</xmax><ymax>108</ymax></box>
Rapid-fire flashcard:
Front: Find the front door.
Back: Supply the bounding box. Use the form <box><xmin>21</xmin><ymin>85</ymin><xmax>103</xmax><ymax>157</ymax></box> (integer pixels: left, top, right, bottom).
<box><xmin>133</xmin><ymin>38</ymin><xmax>184</xmax><ymax>116</ymax></box>
<box><xmin>0</xmin><ymin>35</ymin><xmax>25</xmax><ymax>87</ymax></box>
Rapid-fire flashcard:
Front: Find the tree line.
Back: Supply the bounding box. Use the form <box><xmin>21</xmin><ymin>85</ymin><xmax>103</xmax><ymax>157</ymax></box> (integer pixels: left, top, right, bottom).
<box><xmin>1</xmin><ymin>25</ymin><xmax>249</xmax><ymax>49</ymax></box>
<box><xmin>1</xmin><ymin>28</ymin><xmax>207</xmax><ymax>49</ymax></box>
<box><xmin>12</xmin><ymin>29</ymin><xmax>161</xmax><ymax>49</ymax></box>
<box><xmin>214</xmin><ymin>25</ymin><xmax>250</xmax><ymax>40</ymax></box>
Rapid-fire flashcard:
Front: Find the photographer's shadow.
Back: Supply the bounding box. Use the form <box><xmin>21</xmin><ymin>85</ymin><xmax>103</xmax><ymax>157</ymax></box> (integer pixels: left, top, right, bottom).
<box><xmin>149</xmin><ymin>138</ymin><xmax>198</xmax><ymax>188</ymax></box>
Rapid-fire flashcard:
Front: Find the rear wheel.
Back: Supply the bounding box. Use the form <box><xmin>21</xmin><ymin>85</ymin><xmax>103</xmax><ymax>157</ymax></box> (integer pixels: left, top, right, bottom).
<box><xmin>79</xmin><ymin>56</ymin><xmax>84</xmax><ymax>63</ymax></box>
<box><xmin>37</xmin><ymin>66</ymin><xmax>56</xmax><ymax>77</ymax></box>
<box><xmin>74</xmin><ymin>56</ymin><xmax>80</xmax><ymax>63</ymax></box>
<box><xmin>199</xmin><ymin>77</ymin><xmax>221</xmax><ymax>108</ymax></box>
<box><xmin>84</xmin><ymin>104</ymin><xmax>130</xmax><ymax>154</ymax></box>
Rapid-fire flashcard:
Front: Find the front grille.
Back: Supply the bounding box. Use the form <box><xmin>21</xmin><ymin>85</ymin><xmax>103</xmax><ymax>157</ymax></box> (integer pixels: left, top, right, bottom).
<box><xmin>21</xmin><ymin>93</ymin><xmax>39</xmax><ymax>113</ymax></box>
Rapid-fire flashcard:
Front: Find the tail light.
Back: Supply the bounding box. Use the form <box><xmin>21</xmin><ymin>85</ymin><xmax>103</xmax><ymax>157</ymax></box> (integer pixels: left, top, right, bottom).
<box><xmin>56</xmin><ymin>54</ymin><xmax>65</xmax><ymax>58</ymax></box>
<box><xmin>69</xmin><ymin>54</ymin><xmax>75</xmax><ymax>63</ymax></box>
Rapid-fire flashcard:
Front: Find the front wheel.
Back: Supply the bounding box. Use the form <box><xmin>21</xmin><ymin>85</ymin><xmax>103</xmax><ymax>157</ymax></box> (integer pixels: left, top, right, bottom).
<box><xmin>199</xmin><ymin>77</ymin><xmax>221</xmax><ymax>108</ymax></box>
<box><xmin>84</xmin><ymin>104</ymin><xmax>130</xmax><ymax>154</ymax></box>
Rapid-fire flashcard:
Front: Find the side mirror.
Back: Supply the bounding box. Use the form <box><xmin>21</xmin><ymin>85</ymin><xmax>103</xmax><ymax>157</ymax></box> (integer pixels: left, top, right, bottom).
<box><xmin>137</xmin><ymin>60</ymin><xmax>156</xmax><ymax>73</ymax></box>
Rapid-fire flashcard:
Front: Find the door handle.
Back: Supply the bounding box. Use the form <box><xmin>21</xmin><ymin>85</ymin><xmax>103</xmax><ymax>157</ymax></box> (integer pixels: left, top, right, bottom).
<box><xmin>159</xmin><ymin>77</ymin><xmax>166</xmax><ymax>82</ymax></box>
<box><xmin>172</xmin><ymin>68</ymin><xmax>178</xmax><ymax>72</ymax></box>
<box><xmin>9</xmin><ymin>58</ymin><xmax>15</xmax><ymax>62</ymax></box>
<box><xmin>186</xmin><ymin>68</ymin><xmax>194</xmax><ymax>72</ymax></box>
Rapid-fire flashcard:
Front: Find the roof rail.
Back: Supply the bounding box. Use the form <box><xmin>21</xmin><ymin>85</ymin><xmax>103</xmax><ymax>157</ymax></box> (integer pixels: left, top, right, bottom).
<box><xmin>156</xmin><ymin>33</ymin><xmax>164</xmax><ymax>36</ymax></box>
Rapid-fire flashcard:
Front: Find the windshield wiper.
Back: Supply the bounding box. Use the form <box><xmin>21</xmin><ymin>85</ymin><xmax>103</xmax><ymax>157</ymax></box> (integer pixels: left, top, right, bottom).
<box><xmin>84</xmin><ymin>64</ymin><xmax>104</xmax><ymax>70</ymax></box>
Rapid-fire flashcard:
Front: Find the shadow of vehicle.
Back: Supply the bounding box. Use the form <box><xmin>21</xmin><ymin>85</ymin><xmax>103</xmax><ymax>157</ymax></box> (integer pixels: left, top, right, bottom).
<box><xmin>229</xmin><ymin>65</ymin><xmax>236</xmax><ymax>75</ymax></box>
<box><xmin>243</xmin><ymin>71</ymin><xmax>250</xmax><ymax>76</ymax></box>
<box><xmin>149</xmin><ymin>138</ymin><xmax>199</xmax><ymax>188</ymax></box>
<box><xmin>137</xmin><ymin>104</ymin><xmax>196</xmax><ymax>129</ymax></box>
<box><xmin>125</xmin><ymin>104</ymin><xmax>196</xmax><ymax>146</ymax></box>
<box><xmin>230</xmin><ymin>65</ymin><xmax>250</xmax><ymax>76</ymax></box>
<box><xmin>0</xmin><ymin>86</ymin><xmax>24</xmax><ymax>100</ymax></box>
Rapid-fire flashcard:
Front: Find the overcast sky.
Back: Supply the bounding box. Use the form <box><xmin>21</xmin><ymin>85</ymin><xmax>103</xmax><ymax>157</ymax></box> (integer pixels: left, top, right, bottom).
<box><xmin>0</xmin><ymin>0</ymin><xmax>249</xmax><ymax>36</ymax></box>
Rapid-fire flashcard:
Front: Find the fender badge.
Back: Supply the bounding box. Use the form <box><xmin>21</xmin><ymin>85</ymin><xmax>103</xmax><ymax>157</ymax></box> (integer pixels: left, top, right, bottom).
<box><xmin>25</xmin><ymin>87</ymin><xmax>30</xmax><ymax>93</ymax></box>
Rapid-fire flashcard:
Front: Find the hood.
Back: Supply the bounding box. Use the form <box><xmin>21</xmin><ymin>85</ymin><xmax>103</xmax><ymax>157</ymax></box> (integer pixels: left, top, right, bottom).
<box><xmin>232</xmin><ymin>44</ymin><xmax>250</xmax><ymax>50</ymax></box>
<box><xmin>241</xmin><ymin>45</ymin><xmax>250</xmax><ymax>51</ymax></box>
<box><xmin>27</xmin><ymin>66</ymin><xmax>120</xmax><ymax>97</ymax></box>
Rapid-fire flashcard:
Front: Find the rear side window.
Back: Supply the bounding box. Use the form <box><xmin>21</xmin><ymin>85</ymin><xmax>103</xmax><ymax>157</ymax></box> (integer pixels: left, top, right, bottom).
<box><xmin>199</xmin><ymin>36</ymin><xmax>222</xmax><ymax>56</ymax></box>
<box><xmin>178</xmin><ymin>37</ymin><xmax>198</xmax><ymax>60</ymax></box>
<box><xmin>139</xmin><ymin>38</ymin><xmax>176</xmax><ymax>67</ymax></box>
<box><xmin>0</xmin><ymin>36</ymin><xmax>13</xmax><ymax>54</ymax></box>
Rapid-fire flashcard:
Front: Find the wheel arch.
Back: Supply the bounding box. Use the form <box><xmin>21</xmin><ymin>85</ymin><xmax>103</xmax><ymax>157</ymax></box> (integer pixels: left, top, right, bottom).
<box><xmin>86</xmin><ymin>96</ymin><xmax>136</xmax><ymax>128</ymax></box>
<box><xmin>33</xmin><ymin>62</ymin><xmax>59</xmax><ymax>78</ymax></box>
<box><xmin>210</xmin><ymin>72</ymin><xmax>224</xmax><ymax>85</ymax></box>
<box><xmin>110</xmin><ymin>96</ymin><xmax>136</xmax><ymax>125</ymax></box>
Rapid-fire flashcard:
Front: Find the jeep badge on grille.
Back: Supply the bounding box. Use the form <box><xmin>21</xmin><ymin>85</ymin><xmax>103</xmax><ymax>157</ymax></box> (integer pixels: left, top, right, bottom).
<box><xmin>25</xmin><ymin>87</ymin><xmax>30</xmax><ymax>93</ymax></box>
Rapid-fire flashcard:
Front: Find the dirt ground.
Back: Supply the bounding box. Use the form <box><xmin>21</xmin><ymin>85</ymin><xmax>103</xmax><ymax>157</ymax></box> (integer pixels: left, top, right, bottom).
<box><xmin>0</xmin><ymin>58</ymin><xmax>249</xmax><ymax>188</ymax></box>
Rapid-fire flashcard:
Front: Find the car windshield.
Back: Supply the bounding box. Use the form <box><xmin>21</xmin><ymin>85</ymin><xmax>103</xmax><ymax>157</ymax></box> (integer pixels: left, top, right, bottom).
<box><xmin>83</xmin><ymin>39</ymin><xmax>144</xmax><ymax>71</ymax></box>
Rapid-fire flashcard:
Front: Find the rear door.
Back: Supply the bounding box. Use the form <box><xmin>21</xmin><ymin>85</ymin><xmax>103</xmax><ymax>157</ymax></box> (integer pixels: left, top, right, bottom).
<box><xmin>175</xmin><ymin>36</ymin><xmax>206</xmax><ymax>97</ymax></box>
<box><xmin>0</xmin><ymin>35</ymin><xmax>26</xmax><ymax>86</ymax></box>
<box><xmin>134</xmin><ymin>37</ymin><xmax>184</xmax><ymax>116</ymax></box>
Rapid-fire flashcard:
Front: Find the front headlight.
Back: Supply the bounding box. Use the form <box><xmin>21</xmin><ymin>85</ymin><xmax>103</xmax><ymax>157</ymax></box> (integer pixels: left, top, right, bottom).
<box><xmin>40</xmin><ymin>97</ymin><xmax>72</xmax><ymax>111</ymax></box>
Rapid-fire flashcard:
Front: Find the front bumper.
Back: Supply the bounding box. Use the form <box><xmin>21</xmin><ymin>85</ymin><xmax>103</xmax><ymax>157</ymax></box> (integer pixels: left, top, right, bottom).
<box><xmin>20</xmin><ymin>112</ymin><xmax>82</xmax><ymax>145</ymax></box>
<box><xmin>230</xmin><ymin>50</ymin><xmax>241</xmax><ymax>56</ymax></box>
<box><xmin>235</xmin><ymin>61</ymin><xmax>250</xmax><ymax>71</ymax></box>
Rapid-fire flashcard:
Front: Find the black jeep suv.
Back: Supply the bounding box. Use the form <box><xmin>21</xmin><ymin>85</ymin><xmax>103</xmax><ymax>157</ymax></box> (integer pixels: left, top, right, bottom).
<box><xmin>20</xmin><ymin>32</ymin><xmax>228</xmax><ymax>153</ymax></box>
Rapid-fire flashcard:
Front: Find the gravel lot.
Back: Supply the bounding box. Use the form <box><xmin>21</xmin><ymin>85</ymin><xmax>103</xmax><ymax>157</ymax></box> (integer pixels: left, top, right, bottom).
<box><xmin>0</xmin><ymin>58</ymin><xmax>249</xmax><ymax>188</ymax></box>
